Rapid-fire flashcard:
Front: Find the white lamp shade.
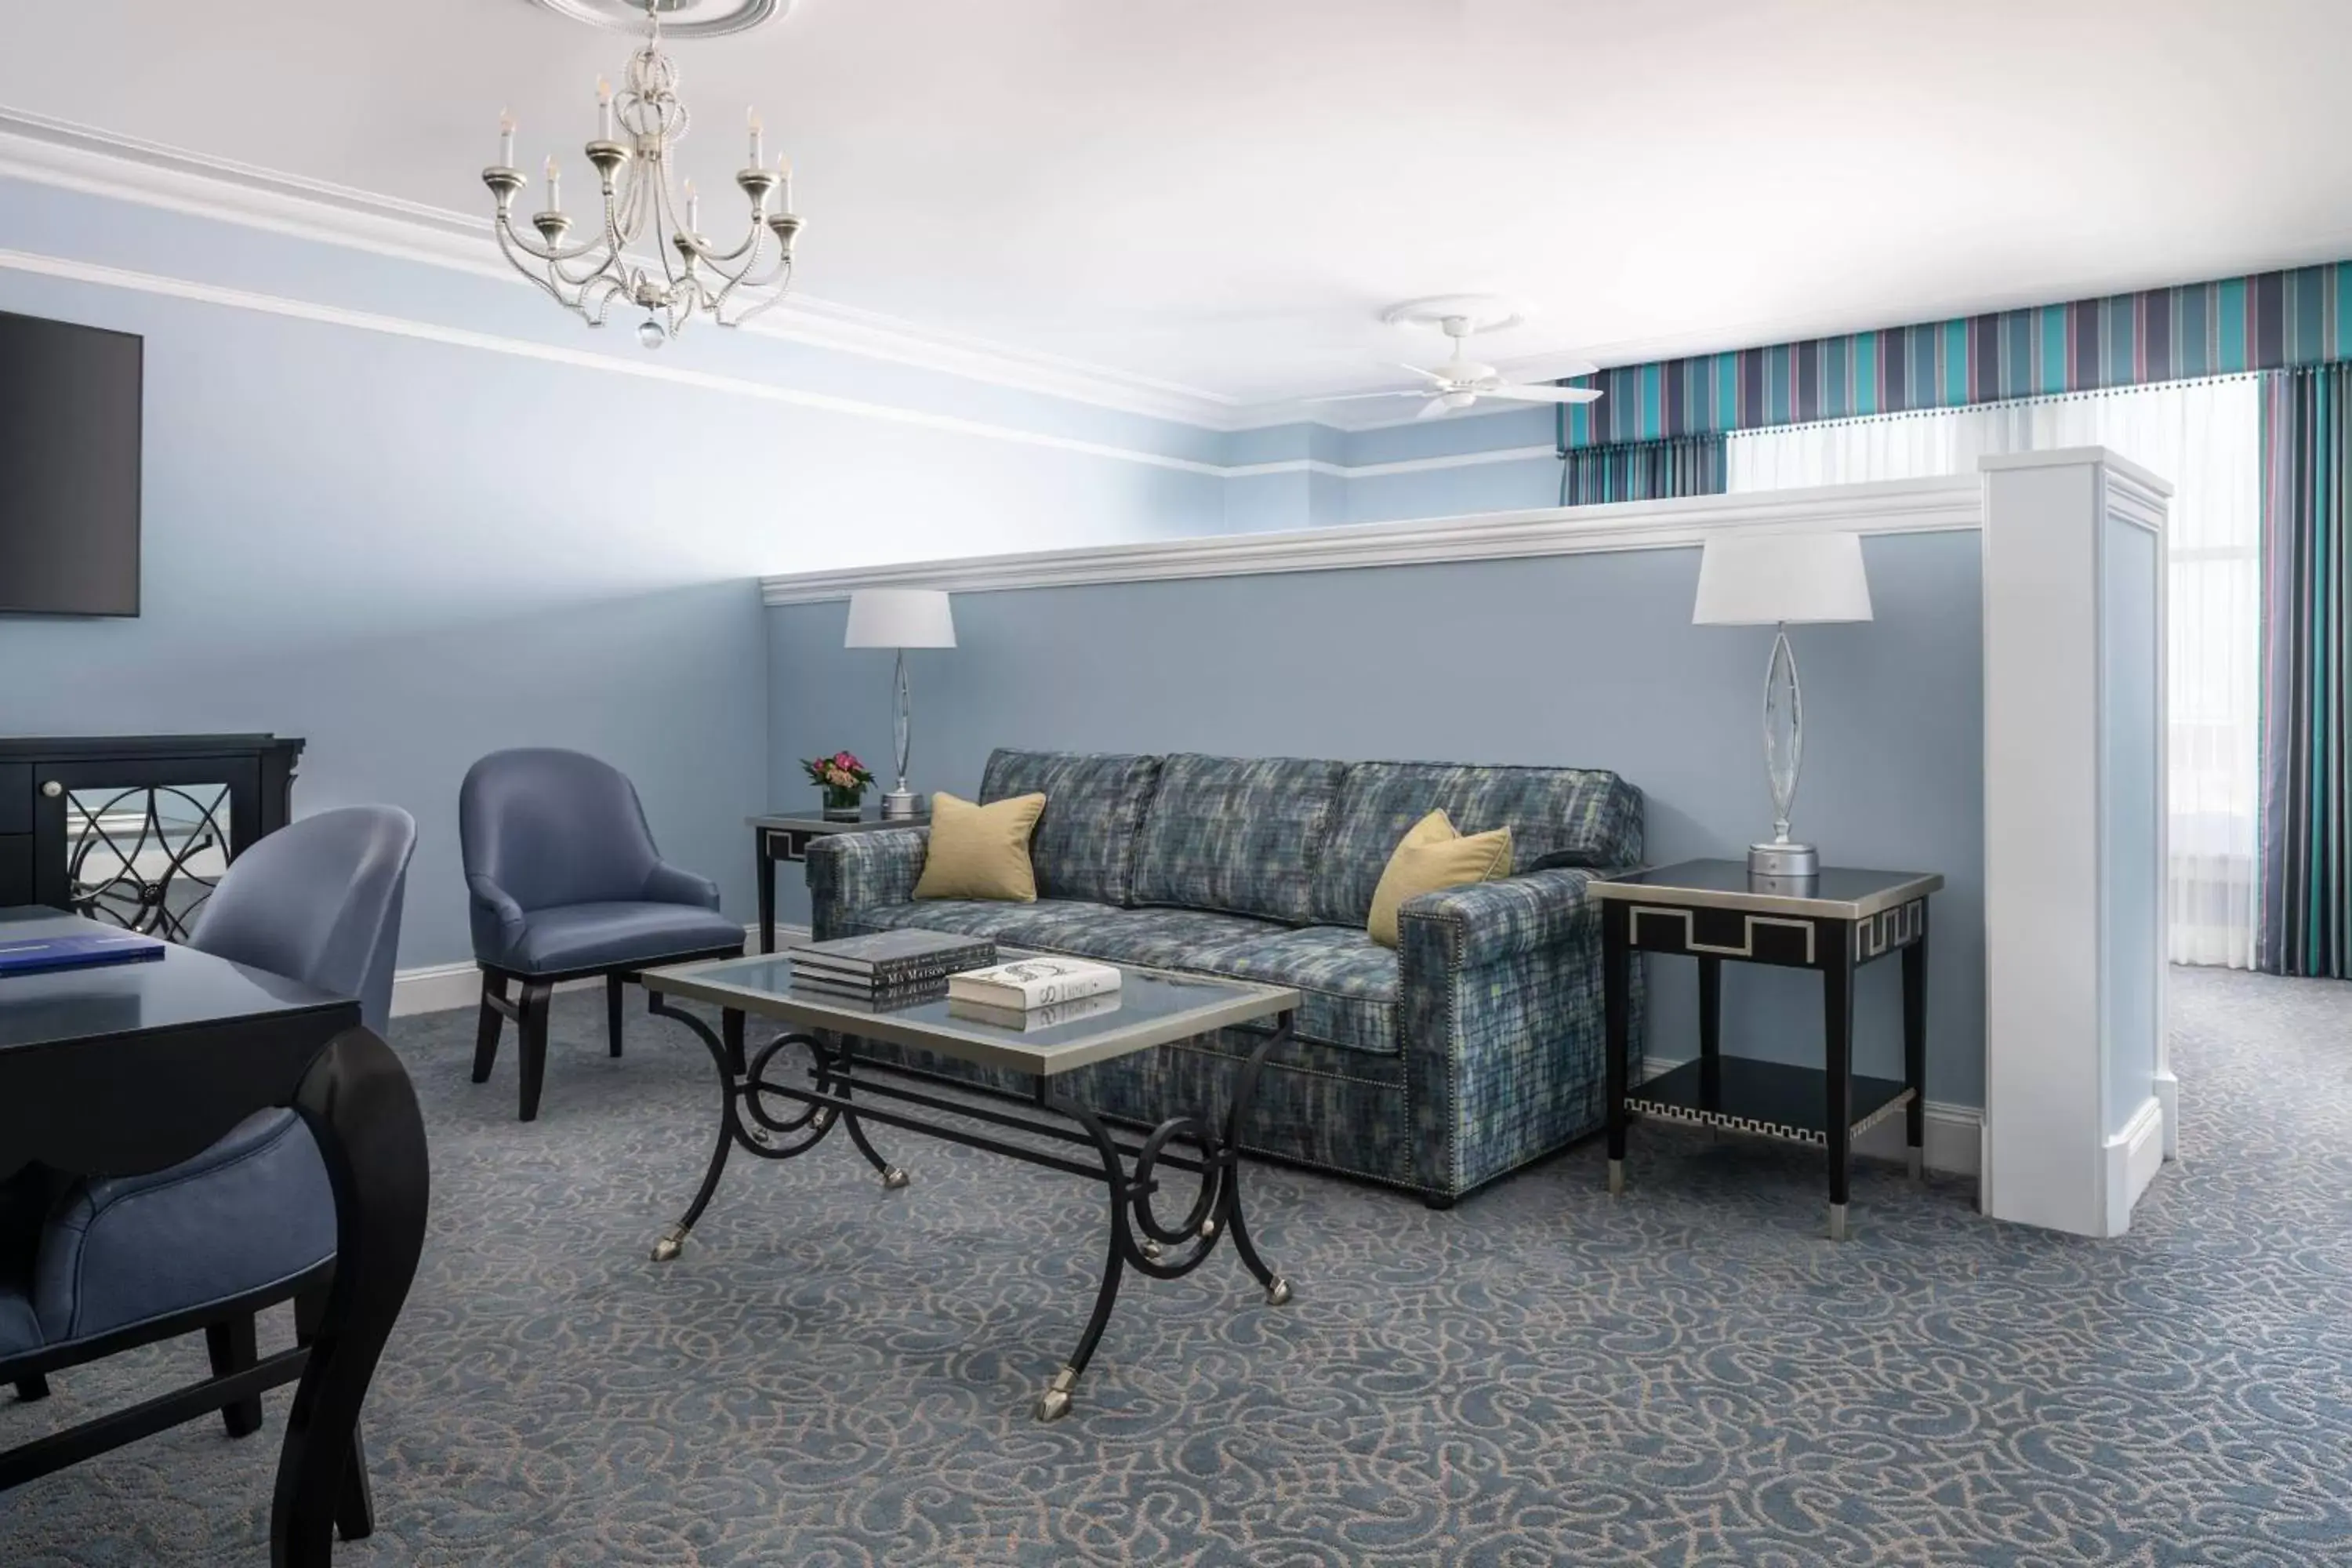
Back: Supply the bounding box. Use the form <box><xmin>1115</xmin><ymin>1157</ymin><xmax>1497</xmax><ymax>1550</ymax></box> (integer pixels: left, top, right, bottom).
<box><xmin>1691</xmin><ymin>532</ymin><xmax>1874</xmax><ymax>626</ymax></box>
<box><xmin>844</xmin><ymin>588</ymin><xmax>956</xmax><ymax>649</ymax></box>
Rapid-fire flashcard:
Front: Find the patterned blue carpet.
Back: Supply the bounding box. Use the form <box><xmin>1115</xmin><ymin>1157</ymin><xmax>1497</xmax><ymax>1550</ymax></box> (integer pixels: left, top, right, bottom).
<box><xmin>2</xmin><ymin>967</ymin><xmax>2349</xmax><ymax>1565</ymax></box>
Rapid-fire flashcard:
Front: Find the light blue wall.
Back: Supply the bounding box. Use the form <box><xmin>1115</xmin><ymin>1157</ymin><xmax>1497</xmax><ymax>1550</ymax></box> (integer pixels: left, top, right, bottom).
<box><xmin>2100</xmin><ymin>514</ymin><xmax>2162</xmax><ymax>1134</ymax></box>
<box><xmin>768</xmin><ymin>532</ymin><xmax>1990</xmax><ymax>1107</ymax></box>
<box><xmin>0</xmin><ymin>179</ymin><xmax>1243</xmax><ymax>970</ymax></box>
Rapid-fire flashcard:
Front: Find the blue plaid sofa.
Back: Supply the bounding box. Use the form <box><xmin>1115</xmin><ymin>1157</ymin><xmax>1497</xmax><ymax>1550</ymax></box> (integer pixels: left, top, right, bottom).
<box><xmin>807</xmin><ymin>750</ymin><xmax>1644</xmax><ymax>1205</ymax></box>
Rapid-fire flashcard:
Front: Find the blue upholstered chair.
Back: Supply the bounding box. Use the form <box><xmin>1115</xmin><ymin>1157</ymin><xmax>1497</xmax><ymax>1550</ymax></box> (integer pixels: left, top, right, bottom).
<box><xmin>1</xmin><ymin>804</ymin><xmax>416</xmax><ymax>1534</ymax></box>
<box><xmin>460</xmin><ymin>749</ymin><xmax>742</xmax><ymax>1121</ymax></box>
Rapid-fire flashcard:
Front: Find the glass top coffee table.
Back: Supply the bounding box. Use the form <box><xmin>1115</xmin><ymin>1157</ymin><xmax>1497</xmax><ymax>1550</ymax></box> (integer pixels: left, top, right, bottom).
<box><xmin>637</xmin><ymin>949</ymin><xmax>1301</xmax><ymax>1422</ymax></box>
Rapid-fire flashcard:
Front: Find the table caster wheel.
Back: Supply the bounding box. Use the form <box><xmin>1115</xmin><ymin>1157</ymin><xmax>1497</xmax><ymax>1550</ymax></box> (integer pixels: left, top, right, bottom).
<box><xmin>880</xmin><ymin>1165</ymin><xmax>910</xmax><ymax>1191</ymax></box>
<box><xmin>651</xmin><ymin>1227</ymin><xmax>687</xmax><ymax>1263</ymax></box>
<box><xmin>1265</xmin><ymin>1277</ymin><xmax>1293</xmax><ymax>1307</ymax></box>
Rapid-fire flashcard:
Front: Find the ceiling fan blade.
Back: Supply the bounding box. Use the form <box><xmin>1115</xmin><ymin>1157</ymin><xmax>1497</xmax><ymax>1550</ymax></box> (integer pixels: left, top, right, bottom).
<box><xmin>1414</xmin><ymin>397</ymin><xmax>1454</xmax><ymax>420</ymax></box>
<box><xmin>1393</xmin><ymin>362</ymin><xmax>1453</xmax><ymax>385</ymax></box>
<box><xmin>1548</xmin><ymin>358</ymin><xmax>1602</xmax><ymax>379</ymax></box>
<box><xmin>1479</xmin><ymin>385</ymin><xmax>1606</xmax><ymax>405</ymax></box>
<box><xmin>1302</xmin><ymin>390</ymin><xmax>1421</xmax><ymax>404</ymax></box>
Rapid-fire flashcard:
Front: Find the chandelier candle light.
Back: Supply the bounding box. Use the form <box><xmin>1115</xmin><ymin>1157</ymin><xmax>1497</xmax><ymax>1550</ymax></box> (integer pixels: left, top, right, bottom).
<box><xmin>1690</xmin><ymin>532</ymin><xmax>1875</xmax><ymax>882</ymax></box>
<box><xmin>484</xmin><ymin>0</ymin><xmax>802</xmax><ymax>347</ymax></box>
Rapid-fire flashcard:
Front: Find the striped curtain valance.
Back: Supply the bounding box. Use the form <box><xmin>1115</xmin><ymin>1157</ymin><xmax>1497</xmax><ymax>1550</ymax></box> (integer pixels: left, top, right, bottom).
<box><xmin>2260</xmin><ymin>364</ymin><xmax>2352</xmax><ymax>978</ymax></box>
<box><xmin>1560</xmin><ymin>262</ymin><xmax>2352</xmax><ymax>449</ymax></box>
<box><xmin>1559</xmin><ymin>434</ymin><xmax>1726</xmax><ymax>506</ymax></box>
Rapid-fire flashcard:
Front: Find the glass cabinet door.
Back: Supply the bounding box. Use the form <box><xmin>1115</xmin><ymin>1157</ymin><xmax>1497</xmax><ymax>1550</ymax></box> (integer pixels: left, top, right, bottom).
<box><xmin>32</xmin><ymin>757</ymin><xmax>263</xmax><ymax>939</ymax></box>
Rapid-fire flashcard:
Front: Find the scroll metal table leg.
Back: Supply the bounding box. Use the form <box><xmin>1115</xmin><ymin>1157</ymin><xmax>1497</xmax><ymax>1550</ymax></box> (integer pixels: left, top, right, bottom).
<box><xmin>822</xmin><ymin>1039</ymin><xmax>909</xmax><ymax>1191</ymax></box>
<box><xmin>1221</xmin><ymin>1015</ymin><xmax>1294</xmax><ymax>1308</ymax></box>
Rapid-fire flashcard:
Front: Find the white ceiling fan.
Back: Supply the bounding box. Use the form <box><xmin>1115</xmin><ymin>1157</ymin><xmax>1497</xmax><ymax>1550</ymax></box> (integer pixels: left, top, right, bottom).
<box><xmin>1308</xmin><ymin>296</ymin><xmax>1606</xmax><ymax>420</ymax></box>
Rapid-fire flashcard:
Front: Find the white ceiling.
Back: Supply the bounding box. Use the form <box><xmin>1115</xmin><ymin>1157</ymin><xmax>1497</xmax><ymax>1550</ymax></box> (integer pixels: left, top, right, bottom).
<box><xmin>6</xmin><ymin>0</ymin><xmax>2351</xmax><ymax>416</ymax></box>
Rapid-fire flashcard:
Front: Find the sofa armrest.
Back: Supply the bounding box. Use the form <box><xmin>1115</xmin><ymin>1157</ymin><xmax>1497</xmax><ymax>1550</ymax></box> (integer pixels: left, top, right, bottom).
<box><xmin>805</xmin><ymin>828</ymin><xmax>931</xmax><ymax>939</ymax></box>
<box><xmin>1393</xmin><ymin>866</ymin><xmax>1640</xmax><ymax>1198</ymax></box>
<box><xmin>1395</xmin><ymin>867</ymin><xmax>1603</xmax><ymax>967</ymax></box>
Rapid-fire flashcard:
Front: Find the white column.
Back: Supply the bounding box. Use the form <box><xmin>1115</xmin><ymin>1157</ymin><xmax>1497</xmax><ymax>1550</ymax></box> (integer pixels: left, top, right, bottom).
<box><xmin>1980</xmin><ymin>448</ymin><xmax>2170</xmax><ymax>1236</ymax></box>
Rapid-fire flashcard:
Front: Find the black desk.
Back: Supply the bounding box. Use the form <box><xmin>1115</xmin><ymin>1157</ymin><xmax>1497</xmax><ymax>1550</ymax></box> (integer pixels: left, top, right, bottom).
<box><xmin>0</xmin><ymin>908</ymin><xmax>429</xmax><ymax>1566</ymax></box>
<box><xmin>1592</xmin><ymin>860</ymin><xmax>1943</xmax><ymax>1242</ymax></box>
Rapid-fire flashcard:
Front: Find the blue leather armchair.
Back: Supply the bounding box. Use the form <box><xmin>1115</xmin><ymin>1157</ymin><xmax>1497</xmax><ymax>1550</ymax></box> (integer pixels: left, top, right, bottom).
<box><xmin>1</xmin><ymin>804</ymin><xmax>416</xmax><ymax>1533</ymax></box>
<box><xmin>461</xmin><ymin>749</ymin><xmax>742</xmax><ymax>1121</ymax></box>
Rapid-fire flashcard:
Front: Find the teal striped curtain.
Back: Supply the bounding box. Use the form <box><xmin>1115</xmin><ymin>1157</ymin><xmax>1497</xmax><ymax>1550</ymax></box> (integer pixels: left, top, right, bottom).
<box><xmin>1558</xmin><ymin>434</ymin><xmax>1726</xmax><ymax>506</ymax></box>
<box><xmin>2260</xmin><ymin>365</ymin><xmax>2352</xmax><ymax>976</ymax></box>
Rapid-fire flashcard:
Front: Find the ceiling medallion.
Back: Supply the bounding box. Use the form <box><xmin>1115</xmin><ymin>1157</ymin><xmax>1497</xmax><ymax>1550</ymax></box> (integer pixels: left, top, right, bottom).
<box><xmin>486</xmin><ymin>0</ymin><xmax>803</xmax><ymax>347</ymax></box>
<box><xmin>524</xmin><ymin>0</ymin><xmax>793</xmax><ymax>42</ymax></box>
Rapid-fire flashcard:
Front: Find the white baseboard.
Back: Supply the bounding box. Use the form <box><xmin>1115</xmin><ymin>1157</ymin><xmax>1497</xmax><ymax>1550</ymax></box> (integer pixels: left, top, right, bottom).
<box><xmin>1640</xmin><ymin>1055</ymin><xmax>1982</xmax><ymax>1177</ymax></box>
<box><xmin>2103</xmin><ymin>1094</ymin><xmax>2166</xmax><ymax>1236</ymax></box>
<box><xmin>2153</xmin><ymin>1069</ymin><xmax>2180</xmax><ymax>1160</ymax></box>
<box><xmin>389</xmin><ymin>923</ymin><xmax>779</xmax><ymax>1018</ymax></box>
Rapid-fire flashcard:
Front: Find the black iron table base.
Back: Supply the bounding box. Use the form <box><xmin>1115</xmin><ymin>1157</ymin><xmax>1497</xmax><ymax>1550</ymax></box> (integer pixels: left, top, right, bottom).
<box><xmin>647</xmin><ymin>998</ymin><xmax>1295</xmax><ymax>1421</ymax></box>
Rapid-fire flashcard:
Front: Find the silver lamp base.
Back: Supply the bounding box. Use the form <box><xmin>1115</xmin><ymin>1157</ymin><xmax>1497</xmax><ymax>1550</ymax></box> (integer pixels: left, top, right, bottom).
<box><xmin>1748</xmin><ymin>840</ymin><xmax>1820</xmax><ymax>880</ymax></box>
<box><xmin>879</xmin><ymin>788</ymin><xmax>922</xmax><ymax>819</ymax></box>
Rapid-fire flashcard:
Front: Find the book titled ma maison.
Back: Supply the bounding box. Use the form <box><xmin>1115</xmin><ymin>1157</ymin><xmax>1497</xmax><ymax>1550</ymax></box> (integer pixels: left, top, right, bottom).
<box><xmin>947</xmin><ymin>956</ymin><xmax>1122</xmax><ymax>1011</ymax></box>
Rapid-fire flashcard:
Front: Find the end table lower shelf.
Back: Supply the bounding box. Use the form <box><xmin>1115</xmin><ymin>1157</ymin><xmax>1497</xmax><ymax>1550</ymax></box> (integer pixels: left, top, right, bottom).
<box><xmin>1628</xmin><ymin>1058</ymin><xmax>1915</xmax><ymax>1153</ymax></box>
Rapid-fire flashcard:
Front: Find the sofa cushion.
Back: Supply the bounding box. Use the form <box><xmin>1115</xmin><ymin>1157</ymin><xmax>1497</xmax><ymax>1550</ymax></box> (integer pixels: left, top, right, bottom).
<box><xmin>1196</xmin><ymin>925</ymin><xmax>1401</xmax><ymax>1058</ymax></box>
<box><xmin>840</xmin><ymin>898</ymin><xmax>1277</xmax><ymax>972</ymax></box>
<box><xmin>1311</xmin><ymin>761</ymin><xmax>1644</xmax><ymax>927</ymax></box>
<box><xmin>1131</xmin><ymin>753</ymin><xmax>1345</xmax><ymax>926</ymax></box>
<box><xmin>913</xmin><ymin>791</ymin><xmax>1046</xmax><ymax>902</ymax></box>
<box><xmin>980</xmin><ymin>750</ymin><xmax>1165</xmax><ymax>908</ymax></box>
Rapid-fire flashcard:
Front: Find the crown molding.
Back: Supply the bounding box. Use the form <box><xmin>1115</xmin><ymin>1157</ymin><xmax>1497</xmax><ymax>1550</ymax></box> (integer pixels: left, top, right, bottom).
<box><xmin>760</xmin><ymin>475</ymin><xmax>1982</xmax><ymax>604</ymax></box>
<box><xmin>0</xmin><ymin>104</ymin><xmax>1243</xmax><ymax>430</ymax></box>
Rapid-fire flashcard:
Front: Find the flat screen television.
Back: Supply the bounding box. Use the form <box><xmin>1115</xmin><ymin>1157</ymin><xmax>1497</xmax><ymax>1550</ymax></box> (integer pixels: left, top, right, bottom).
<box><xmin>0</xmin><ymin>309</ymin><xmax>143</xmax><ymax>617</ymax></box>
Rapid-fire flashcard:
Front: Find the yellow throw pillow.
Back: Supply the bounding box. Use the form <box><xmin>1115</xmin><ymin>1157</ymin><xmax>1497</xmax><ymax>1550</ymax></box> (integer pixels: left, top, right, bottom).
<box><xmin>1367</xmin><ymin>809</ymin><xmax>1514</xmax><ymax>948</ymax></box>
<box><xmin>913</xmin><ymin>792</ymin><xmax>1047</xmax><ymax>902</ymax></box>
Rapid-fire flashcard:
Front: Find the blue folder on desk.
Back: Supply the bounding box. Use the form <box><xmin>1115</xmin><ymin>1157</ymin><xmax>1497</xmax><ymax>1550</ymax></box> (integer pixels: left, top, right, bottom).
<box><xmin>0</xmin><ymin>930</ymin><xmax>169</xmax><ymax>976</ymax></box>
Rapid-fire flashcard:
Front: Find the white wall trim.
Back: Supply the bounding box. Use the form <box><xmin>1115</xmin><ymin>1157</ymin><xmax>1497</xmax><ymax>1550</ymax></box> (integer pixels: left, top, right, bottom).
<box><xmin>760</xmin><ymin>474</ymin><xmax>1984</xmax><ymax>603</ymax></box>
<box><xmin>0</xmin><ymin>105</ymin><xmax>1243</xmax><ymax>430</ymax></box>
<box><xmin>2103</xmin><ymin>1094</ymin><xmax>2166</xmax><ymax>1235</ymax></box>
<box><xmin>390</xmin><ymin>923</ymin><xmax>778</xmax><ymax>1018</ymax></box>
<box><xmin>0</xmin><ymin>245</ymin><xmax>1241</xmax><ymax>477</ymax></box>
<box><xmin>0</xmin><ymin>239</ymin><xmax>1570</xmax><ymax>486</ymax></box>
<box><xmin>1223</xmin><ymin>445</ymin><xmax>1562</xmax><ymax>481</ymax></box>
<box><xmin>1640</xmin><ymin>1056</ymin><xmax>1982</xmax><ymax>1177</ymax></box>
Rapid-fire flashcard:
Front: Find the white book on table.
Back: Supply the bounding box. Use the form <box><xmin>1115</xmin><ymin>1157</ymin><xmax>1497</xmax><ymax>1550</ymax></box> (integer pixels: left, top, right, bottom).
<box><xmin>946</xmin><ymin>956</ymin><xmax>1122</xmax><ymax>1011</ymax></box>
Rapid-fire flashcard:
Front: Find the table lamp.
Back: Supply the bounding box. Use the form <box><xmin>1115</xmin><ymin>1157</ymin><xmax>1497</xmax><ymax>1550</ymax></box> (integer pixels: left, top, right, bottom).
<box><xmin>1691</xmin><ymin>532</ymin><xmax>1874</xmax><ymax>880</ymax></box>
<box><xmin>844</xmin><ymin>588</ymin><xmax>957</xmax><ymax>818</ymax></box>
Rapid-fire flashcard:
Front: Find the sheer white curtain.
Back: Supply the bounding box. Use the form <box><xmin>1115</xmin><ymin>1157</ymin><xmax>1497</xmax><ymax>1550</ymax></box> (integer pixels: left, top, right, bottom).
<box><xmin>1729</xmin><ymin>376</ymin><xmax>2263</xmax><ymax>968</ymax></box>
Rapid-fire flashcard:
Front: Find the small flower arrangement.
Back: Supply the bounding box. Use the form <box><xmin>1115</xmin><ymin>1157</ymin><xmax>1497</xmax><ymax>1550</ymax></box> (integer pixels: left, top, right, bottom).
<box><xmin>804</xmin><ymin>750</ymin><xmax>876</xmax><ymax>817</ymax></box>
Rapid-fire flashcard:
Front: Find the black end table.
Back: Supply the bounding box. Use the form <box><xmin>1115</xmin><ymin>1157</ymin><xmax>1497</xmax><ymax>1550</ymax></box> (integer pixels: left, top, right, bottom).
<box><xmin>1592</xmin><ymin>860</ymin><xmax>1944</xmax><ymax>1240</ymax></box>
<box><xmin>748</xmin><ymin>807</ymin><xmax>929</xmax><ymax>953</ymax></box>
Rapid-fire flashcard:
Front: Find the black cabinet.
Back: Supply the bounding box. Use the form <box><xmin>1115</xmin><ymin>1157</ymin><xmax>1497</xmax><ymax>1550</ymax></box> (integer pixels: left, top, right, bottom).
<box><xmin>0</xmin><ymin>735</ymin><xmax>304</xmax><ymax>938</ymax></box>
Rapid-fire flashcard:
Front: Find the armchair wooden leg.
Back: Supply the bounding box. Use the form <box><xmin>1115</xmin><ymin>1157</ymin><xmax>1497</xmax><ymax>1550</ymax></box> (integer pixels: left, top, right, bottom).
<box><xmin>473</xmin><ymin>972</ymin><xmax>509</xmax><ymax>1085</ymax></box>
<box><xmin>205</xmin><ymin>1314</ymin><xmax>264</xmax><ymax>1438</ymax></box>
<box><xmin>606</xmin><ymin>973</ymin><xmax>626</xmax><ymax>1060</ymax></box>
<box><xmin>295</xmin><ymin>1287</ymin><xmax>376</xmax><ymax>1542</ymax></box>
<box><xmin>517</xmin><ymin>979</ymin><xmax>555</xmax><ymax>1123</ymax></box>
<box><xmin>13</xmin><ymin>1375</ymin><xmax>49</xmax><ymax>1403</ymax></box>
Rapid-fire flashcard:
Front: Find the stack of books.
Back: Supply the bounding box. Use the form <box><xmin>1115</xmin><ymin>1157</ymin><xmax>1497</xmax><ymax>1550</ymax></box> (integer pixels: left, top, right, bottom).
<box><xmin>787</xmin><ymin>930</ymin><xmax>997</xmax><ymax>1008</ymax></box>
<box><xmin>947</xmin><ymin>956</ymin><xmax>1123</xmax><ymax>1029</ymax></box>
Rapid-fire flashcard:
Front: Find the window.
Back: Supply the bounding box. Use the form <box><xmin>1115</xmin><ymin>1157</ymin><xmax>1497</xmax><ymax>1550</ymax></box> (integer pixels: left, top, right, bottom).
<box><xmin>1728</xmin><ymin>377</ymin><xmax>2262</xmax><ymax>968</ymax></box>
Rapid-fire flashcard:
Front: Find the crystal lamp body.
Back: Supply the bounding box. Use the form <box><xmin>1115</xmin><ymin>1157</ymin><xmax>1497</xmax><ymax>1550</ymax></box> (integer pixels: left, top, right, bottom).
<box><xmin>1749</xmin><ymin>624</ymin><xmax>1819</xmax><ymax>880</ymax></box>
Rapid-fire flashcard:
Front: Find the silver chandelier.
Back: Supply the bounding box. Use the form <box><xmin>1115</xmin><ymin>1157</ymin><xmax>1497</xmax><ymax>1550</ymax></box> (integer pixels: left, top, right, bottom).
<box><xmin>483</xmin><ymin>0</ymin><xmax>801</xmax><ymax>349</ymax></box>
